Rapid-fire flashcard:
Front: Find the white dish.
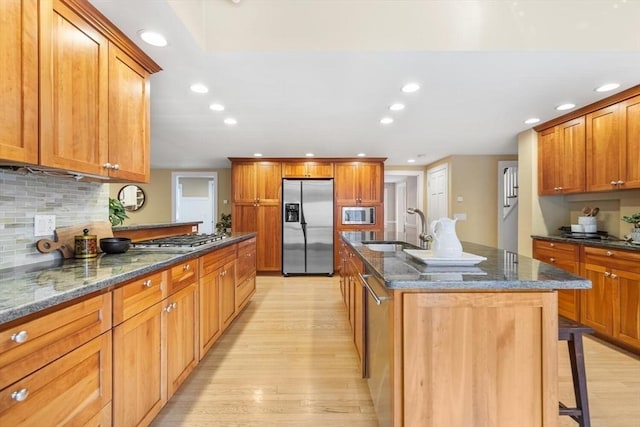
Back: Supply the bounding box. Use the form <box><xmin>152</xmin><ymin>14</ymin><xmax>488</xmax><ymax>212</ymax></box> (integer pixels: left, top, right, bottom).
<box><xmin>631</xmin><ymin>241</ymin><xmax>640</xmax><ymax>245</ymax></box>
<box><xmin>403</xmin><ymin>249</ymin><xmax>487</xmax><ymax>266</ymax></box>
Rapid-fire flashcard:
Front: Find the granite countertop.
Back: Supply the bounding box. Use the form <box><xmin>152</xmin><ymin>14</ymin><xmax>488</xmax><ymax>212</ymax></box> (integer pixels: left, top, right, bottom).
<box><xmin>0</xmin><ymin>233</ymin><xmax>256</xmax><ymax>326</ymax></box>
<box><xmin>111</xmin><ymin>221</ymin><xmax>203</xmax><ymax>231</ymax></box>
<box><xmin>341</xmin><ymin>232</ymin><xmax>591</xmax><ymax>291</ymax></box>
<box><xmin>531</xmin><ymin>234</ymin><xmax>640</xmax><ymax>252</ymax></box>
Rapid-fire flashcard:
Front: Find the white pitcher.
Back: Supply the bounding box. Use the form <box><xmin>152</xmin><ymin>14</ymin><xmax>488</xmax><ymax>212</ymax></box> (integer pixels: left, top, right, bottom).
<box><xmin>430</xmin><ymin>217</ymin><xmax>463</xmax><ymax>258</ymax></box>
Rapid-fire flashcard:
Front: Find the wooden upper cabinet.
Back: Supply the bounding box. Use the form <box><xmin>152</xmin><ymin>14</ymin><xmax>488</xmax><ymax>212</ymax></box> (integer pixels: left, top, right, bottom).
<box><xmin>586</xmin><ymin>103</ymin><xmax>623</xmax><ymax>192</ymax></box>
<box><xmin>0</xmin><ymin>0</ymin><xmax>38</xmax><ymax>164</ymax></box>
<box><xmin>335</xmin><ymin>161</ymin><xmax>383</xmax><ymax>204</ymax></box>
<box><xmin>620</xmin><ymin>95</ymin><xmax>640</xmax><ymax>189</ymax></box>
<box><xmin>108</xmin><ymin>44</ymin><xmax>151</xmax><ymax>182</ymax></box>
<box><xmin>39</xmin><ymin>0</ymin><xmax>110</xmax><ymax>176</ymax></box>
<box><xmin>537</xmin><ymin>118</ymin><xmax>585</xmax><ymax>195</ymax></box>
<box><xmin>282</xmin><ymin>161</ymin><xmax>334</xmax><ymax>178</ymax></box>
<box><xmin>232</xmin><ymin>161</ymin><xmax>281</xmax><ymax>204</ymax></box>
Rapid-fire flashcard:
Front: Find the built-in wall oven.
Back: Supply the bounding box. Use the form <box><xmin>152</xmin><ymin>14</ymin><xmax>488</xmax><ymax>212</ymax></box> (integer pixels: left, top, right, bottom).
<box><xmin>358</xmin><ymin>272</ymin><xmax>392</xmax><ymax>427</ymax></box>
<box><xmin>341</xmin><ymin>206</ymin><xmax>376</xmax><ymax>225</ymax></box>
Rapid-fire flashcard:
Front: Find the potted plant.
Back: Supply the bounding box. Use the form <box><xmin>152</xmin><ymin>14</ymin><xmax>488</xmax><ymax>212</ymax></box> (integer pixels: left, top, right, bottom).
<box><xmin>622</xmin><ymin>213</ymin><xmax>640</xmax><ymax>242</ymax></box>
<box><xmin>109</xmin><ymin>197</ymin><xmax>129</xmax><ymax>226</ymax></box>
<box><xmin>216</xmin><ymin>213</ymin><xmax>232</xmax><ymax>234</ymax></box>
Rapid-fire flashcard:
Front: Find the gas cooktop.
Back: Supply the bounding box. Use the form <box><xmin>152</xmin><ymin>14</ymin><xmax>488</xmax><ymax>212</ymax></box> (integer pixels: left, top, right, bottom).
<box><xmin>131</xmin><ymin>233</ymin><xmax>227</xmax><ymax>251</ymax></box>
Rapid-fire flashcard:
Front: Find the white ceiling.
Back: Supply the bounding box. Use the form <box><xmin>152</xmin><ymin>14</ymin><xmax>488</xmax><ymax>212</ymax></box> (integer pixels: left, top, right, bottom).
<box><xmin>89</xmin><ymin>0</ymin><xmax>640</xmax><ymax>169</ymax></box>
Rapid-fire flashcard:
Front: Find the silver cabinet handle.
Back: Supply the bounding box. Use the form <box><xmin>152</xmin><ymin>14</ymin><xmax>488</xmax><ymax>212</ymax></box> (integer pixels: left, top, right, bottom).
<box><xmin>610</xmin><ymin>180</ymin><xmax>618</xmax><ymax>186</ymax></box>
<box><xmin>604</xmin><ymin>271</ymin><xmax>611</xmax><ymax>277</ymax></box>
<box><xmin>165</xmin><ymin>302</ymin><xmax>177</xmax><ymax>313</ymax></box>
<box><xmin>11</xmin><ymin>388</ymin><xmax>29</xmax><ymax>402</ymax></box>
<box><xmin>617</xmin><ymin>180</ymin><xmax>624</xmax><ymax>185</ymax></box>
<box><xmin>103</xmin><ymin>162</ymin><xmax>112</xmax><ymax>169</ymax></box>
<box><xmin>549</xmin><ymin>243</ymin><xmax>555</xmax><ymax>247</ymax></box>
<box><xmin>183</xmin><ymin>264</ymin><xmax>190</xmax><ymax>271</ymax></box>
<box><xmin>112</xmin><ymin>163</ymin><xmax>120</xmax><ymax>170</ymax></box>
<box><xmin>11</xmin><ymin>330</ymin><xmax>28</xmax><ymax>343</ymax></box>
<box><xmin>549</xmin><ymin>257</ymin><xmax>556</xmax><ymax>263</ymax></box>
<box><xmin>610</xmin><ymin>273</ymin><xmax>617</xmax><ymax>279</ymax></box>
<box><xmin>606</xmin><ymin>251</ymin><xmax>613</xmax><ymax>257</ymax></box>
<box><xmin>143</xmin><ymin>279</ymin><xmax>153</xmax><ymax>288</ymax></box>
<box><xmin>357</xmin><ymin>273</ymin><xmax>390</xmax><ymax>305</ymax></box>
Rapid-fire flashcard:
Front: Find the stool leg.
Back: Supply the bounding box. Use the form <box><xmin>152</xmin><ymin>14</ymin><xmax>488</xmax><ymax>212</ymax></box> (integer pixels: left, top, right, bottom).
<box><xmin>568</xmin><ymin>334</ymin><xmax>591</xmax><ymax>427</ymax></box>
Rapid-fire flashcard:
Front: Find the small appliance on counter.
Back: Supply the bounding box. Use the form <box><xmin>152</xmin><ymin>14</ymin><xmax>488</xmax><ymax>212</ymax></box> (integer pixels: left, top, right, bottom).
<box><xmin>558</xmin><ymin>226</ymin><xmax>609</xmax><ymax>240</ymax></box>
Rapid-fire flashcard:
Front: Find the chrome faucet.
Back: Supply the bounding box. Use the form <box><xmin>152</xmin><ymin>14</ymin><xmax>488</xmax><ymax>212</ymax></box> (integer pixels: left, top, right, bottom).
<box><xmin>407</xmin><ymin>208</ymin><xmax>431</xmax><ymax>249</ymax></box>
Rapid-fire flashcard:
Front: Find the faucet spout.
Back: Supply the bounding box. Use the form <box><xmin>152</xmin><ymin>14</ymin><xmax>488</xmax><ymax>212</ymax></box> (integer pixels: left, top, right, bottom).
<box><xmin>407</xmin><ymin>208</ymin><xmax>431</xmax><ymax>248</ymax></box>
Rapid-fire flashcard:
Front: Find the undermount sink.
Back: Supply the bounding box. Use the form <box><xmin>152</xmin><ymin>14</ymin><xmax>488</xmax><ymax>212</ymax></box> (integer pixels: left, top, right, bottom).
<box><xmin>363</xmin><ymin>242</ymin><xmax>419</xmax><ymax>252</ymax></box>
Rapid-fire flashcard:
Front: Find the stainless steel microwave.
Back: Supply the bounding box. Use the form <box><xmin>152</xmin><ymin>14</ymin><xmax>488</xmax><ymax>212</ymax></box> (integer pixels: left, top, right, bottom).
<box><xmin>341</xmin><ymin>206</ymin><xmax>376</xmax><ymax>225</ymax></box>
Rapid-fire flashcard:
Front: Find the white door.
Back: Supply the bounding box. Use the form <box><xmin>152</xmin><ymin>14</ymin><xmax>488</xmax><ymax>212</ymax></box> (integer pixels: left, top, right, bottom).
<box><xmin>172</xmin><ymin>172</ymin><xmax>218</xmax><ymax>234</ymax></box>
<box><xmin>427</xmin><ymin>164</ymin><xmax>448</xmax><ymax>227</ymax></box>
<box><xmin>497</xmin><ymin>161</ymin><xmax>518</xmax><ymax>252</ymax></box>
<box><xmin>396</xmin><ymin>181</ymin><xmax>407</xmax><ymax>233</ymax></box>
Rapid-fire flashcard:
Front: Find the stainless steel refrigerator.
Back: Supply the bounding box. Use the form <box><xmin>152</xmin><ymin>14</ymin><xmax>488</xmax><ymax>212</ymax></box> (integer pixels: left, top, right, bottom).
<box><xmin>282</xmin><ymin>179</ymin><xmax>334</xmax><ymax>275</ymax></box>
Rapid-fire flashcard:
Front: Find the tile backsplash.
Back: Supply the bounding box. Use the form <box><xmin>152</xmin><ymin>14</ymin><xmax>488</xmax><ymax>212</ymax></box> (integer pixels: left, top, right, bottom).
<box><xmin>0</xmin><ymin>169</ymin><xmax>109</xmax><ymax>269</ymax></box>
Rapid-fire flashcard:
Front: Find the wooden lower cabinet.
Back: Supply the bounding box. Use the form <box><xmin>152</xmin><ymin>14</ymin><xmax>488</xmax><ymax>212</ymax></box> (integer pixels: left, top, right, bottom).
<box><xmin>0</xmin><ymin>332</ymin><xmax>112</xmax><ymax>426</ymax></box>
<box><xmin>166</xmin><ymin>283</ymin><xmax>198</xmax><ymax>398</ymax></box>
<box><xmin>532</xmin><ymin>239</ymin><xmax>581</xmax><ymax>320</ymax></box>
<box><xmin>340</xmin><ymin>244</ymin><xmax>365</xmax><ymax>374</ymax></box>
<box><xmin>220</xmin><ymin>260</ymin><xmax>237</xmax><ymax>329</ymax></box>
<box><xmin>113</xmin><ymin>301</ymin><xmax>165</xmax><ymax>427</ymax></box>
<box><xmin>581</xmin><ymin>246</ymin><xmax>640</xmax><ymax>352</ymax></box>
<box><xmin>401</xmin><ymin>291</ymin><xmax>557</xmax><ymax>427</ymax></box>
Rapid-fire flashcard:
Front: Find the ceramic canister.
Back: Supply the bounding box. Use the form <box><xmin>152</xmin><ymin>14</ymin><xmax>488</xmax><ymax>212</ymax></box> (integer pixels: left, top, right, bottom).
<box><xmin>75</xmin><ymin>228</ymin><xmax>97</xmax><ymax>259</ymax></box>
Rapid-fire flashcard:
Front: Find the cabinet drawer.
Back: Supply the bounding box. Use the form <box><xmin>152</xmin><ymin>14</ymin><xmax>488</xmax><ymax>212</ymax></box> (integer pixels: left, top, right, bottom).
<box><xmin>113</xmin><ymin>271</ymin><xmax>165</xmax><ymax>325</ymax></box>
<box><xmin>583</xmin><ymin>246</ymin><xmax>640</xmax><ymax>273</ymax></box>
<box><xmin>168</xmin><ymin>259</ymin><xmax>199</xmax><ymax>295</ymax></box>
<box><xmin>200</xmin><ymin>245</ymin><xmax>236</xmax><ymax>277</ymax></box>
<box><xmin>237</xmin><ymin>275</ymin><xmax>256</xmax><ymax>310</ymax></box>
<box><xmin>237</xmin><ymin>238</ymin><xmax>256</xmax><ymax>282</ymax></box>
<box><xmin>0</xmin><ymin>331</ymin><xmax>112</xmax><ymax>426</ymax></box>
<box><xmin>533</xmin><ymin>239</ymin><xmax>578</xmax><ymax>254</ymax></box>
<box><xmin>0</xmin><ymin>294</ymin><xmax>111</xmax><ymax>390</ymax></box>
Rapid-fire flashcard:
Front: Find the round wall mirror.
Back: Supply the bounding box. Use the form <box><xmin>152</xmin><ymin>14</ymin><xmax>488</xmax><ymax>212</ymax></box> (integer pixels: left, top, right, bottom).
<box><xmin>118</xmin><ymin>185</ymin><xmax>146</xmax><ymax>211</ymax></box>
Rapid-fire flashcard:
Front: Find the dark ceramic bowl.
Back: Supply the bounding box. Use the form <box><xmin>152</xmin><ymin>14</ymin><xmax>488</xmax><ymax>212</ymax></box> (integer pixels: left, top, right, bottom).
<box><xmin>100</xmin><ymin>237</ymin><xmax>131</xmax><ymax>254</ymax></box>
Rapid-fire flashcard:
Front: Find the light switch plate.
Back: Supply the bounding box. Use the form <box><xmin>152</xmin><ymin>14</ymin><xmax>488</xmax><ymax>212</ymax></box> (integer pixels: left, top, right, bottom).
<box><xmin>453</xmin><ymin>213</ymin><xmax>467</xmax><ymax>221</ymax></box>
<box><xmin>34</xmin><ymin>215</ymin><xmax>56</xmax><ymax>236</ymax></box>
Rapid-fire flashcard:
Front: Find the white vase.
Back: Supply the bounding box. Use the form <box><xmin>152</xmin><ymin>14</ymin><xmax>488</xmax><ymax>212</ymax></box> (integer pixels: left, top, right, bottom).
<box><xmin>631</xmin><ymin>229</ymin><xmax>640</xmax><ymax>243</ymax></box>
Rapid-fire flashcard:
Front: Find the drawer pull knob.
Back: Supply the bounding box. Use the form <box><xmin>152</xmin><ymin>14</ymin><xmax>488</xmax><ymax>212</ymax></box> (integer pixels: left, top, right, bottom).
<box><xmin>610</xmin><ymin>180</ymin><xmax>618</xmax><ymax>186</ymax></box>
<box><xmin>610</xmin><ymin>273</ymin><xmax>617</xmax><ymax>279</ymax></box>
<box><xmin>103</xmin><ymin>162</ymin><xmax>112</xmax><ymax>169</ymax></box>
<box><xmin>606</xmin><ymin>251</ymin><xmax>613</xmax><ymax>257</ymax></box>
<box><xmin>550</xmin><ymin>257</ymin><xmax>556</xmax><ymax>263</ymax></box>
<box><xmin>617</xmin><ymin>180</ymin><xmax>624</xmax><ymax>185</ymax></box>
<box><xmin>549</xmin><ymin>243</ymin><xmax>555</xmax><ymax>247</ymax></box>
<box><xmin>143</xmin><ymin>279</ymin><xmax>153</xmax><ymax>288</ymax></box>
<box><xmin>11</xmin><ymin>330</ymin><xmax>28</xmax><ymax>343</ymax></box>
<box><xmin>604</xmin><ymin>272</ymin><xmax>611</xmax><ymax>277</ymax></box>
<box><xmin>11</xmin><ymin>388</ymin><xmax>29</xmax><ymax>402</ymax></box>
<box><xmin>165</xmin><ymin>304</ymin><xmax>173</xmax><ymax>313</ymax></box>
<box><xmin>184</xmin><ymin>264</ymin><xmax>190</xmax><ymax>271</ymax></box>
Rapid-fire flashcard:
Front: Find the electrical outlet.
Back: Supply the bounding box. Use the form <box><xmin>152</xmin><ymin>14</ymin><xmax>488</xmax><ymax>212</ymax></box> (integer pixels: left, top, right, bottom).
<box><xmin>453</xmin><ymin>213</ymin><xmax>467</xmax><ymax>221</ymax></box>
<box><xmin>34</xmin><ymin>215</ymin><xmax>56</xmax><ymax>236</ymax></box>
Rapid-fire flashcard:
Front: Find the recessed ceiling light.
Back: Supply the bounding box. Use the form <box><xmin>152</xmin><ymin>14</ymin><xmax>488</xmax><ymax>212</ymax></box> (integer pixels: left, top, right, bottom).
<box><xmin>595</xmin><ymin>83</ymin><xmax>620</xmax><ymax>93</ymax></box>
<box><xmin>407</xmin><ymin>159</ymin><xmax>416</xmax><ymax>163</ymax></box>
<box><xmin>380</xmin><ymin>117</ymin><xmax>394</xmax><ymax>125</ymax></box>
<box><xmin>224</xmin><ymin>118</ymin><xmax>237</xmax><ymax>125</ymax></box>
<box><xmin>190</xmin><ymin>84</ymin><xmax>208</xmax><ymax>94</ymax></box>
<box><xmin>556</xmin><ymin>103</ymin><xmax>575</xmax><ymax>111</ymax></box>
<box><xmin>401</xmin><ymin>83</ymin><xmax>420</xmax><ymax>93</ymax></box>
<box><xmin>209</xmin><ymin>103</ymin><xmax>225</xmax><ymax>111</ymax></box>
<box><xmin>139</xmin><ymin>31</ymin><xmax>167</xmax><ymax>47</ymax></box>
<box><xmin>305</xmin><ymin>153</ymin><xmax>314</xmax><ymax>157</ymax></box>
<box><xmin>357</xmin><ymin>153</ymin><xmax>366</xmax><ymax>157</ymax></box>
<box><xmin>253</xmin><ymin>153</ymin><xmax>262</xmax><ymax>157</ymax></box>
<box><xmin>389</xmin><ymin>103</ymin><xmax>405</xmax><ymax>111</ymax></box>
<box><xmin>524</xmin><ymin>117</ymin><xmax>541</xmax><ymax>124</ymax></box>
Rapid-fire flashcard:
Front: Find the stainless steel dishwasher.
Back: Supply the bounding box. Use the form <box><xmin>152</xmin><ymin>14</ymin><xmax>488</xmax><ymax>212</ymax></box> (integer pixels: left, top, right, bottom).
<box><xmin>358</xmin><ymin>272</ymin><xmax>392</xmax><ymax>427</ymax></box>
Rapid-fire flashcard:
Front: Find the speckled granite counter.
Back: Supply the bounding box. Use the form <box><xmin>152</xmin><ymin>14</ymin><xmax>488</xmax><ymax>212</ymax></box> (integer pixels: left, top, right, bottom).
<box><xmin>531</xmin><ymin>234</ymin><xmax>640</xmax><ymax>252</ymax></box>
<box><xmin>111</xmin><ymin>221</ymin><xmax>202</xmax><ymax>232</ymax></box>
<box><xmin>0</xmin><ymin>233</ymin><xmax>255</xmax><ymax>326</ymax></box>
<box><xmin>342</xmin><ymin>231</ymin><xmax>591</xmax><ymax>290</ymax></box>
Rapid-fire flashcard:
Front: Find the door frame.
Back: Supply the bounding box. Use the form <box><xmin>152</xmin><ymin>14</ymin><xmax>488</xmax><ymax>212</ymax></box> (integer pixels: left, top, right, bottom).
<box><xmin>171</xmin><ymin>171</ymin><xmax>218</xmax><ymax>233</ymax></box>
<box><xmin>427</xmin><ymin>163</ymin><xmax>449</xmax><ymax>225</ymax></box>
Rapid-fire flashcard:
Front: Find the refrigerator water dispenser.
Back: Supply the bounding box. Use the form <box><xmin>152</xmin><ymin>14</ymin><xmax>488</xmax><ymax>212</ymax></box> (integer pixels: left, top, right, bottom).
<box><xmin>285</xmin><ymin>203</ymin><xmax>300</xmax><ymax>222</ymax></box>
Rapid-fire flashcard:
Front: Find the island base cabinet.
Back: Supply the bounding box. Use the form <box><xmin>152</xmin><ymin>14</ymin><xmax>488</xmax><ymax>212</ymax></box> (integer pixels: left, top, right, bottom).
<box><xmin>166</xmin><ymin>283</ymin><xmax>198</xmax><ymax>399</ymax></box>
<box><xmin>402</xmin><ymin>292</ymin><xmax>558</xmax><ymax>427</ymax></box>
<box><xmin>0</xmin><ymin>332</ymin><xmax>112</xmax><ymax>427</ymax></box>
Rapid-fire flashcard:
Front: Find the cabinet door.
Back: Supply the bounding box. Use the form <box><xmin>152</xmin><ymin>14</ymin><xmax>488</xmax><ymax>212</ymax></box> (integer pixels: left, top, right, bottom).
<box><xmin>581</xmin><ymin>263</ymin><xmax>614</xmax><ymax>335</ymax></box>
<box><xmin>586</xmin><ymin>103</ymin><xmax>622</xmax><ymax>192</ymax></box>
<box><xmin>108</xmin><ymin>44</ymin><xmax>150</xmax><ymax>182</ymax></box>
<box><xmin>199</xmin><ymin>271</ymin><xmax>222</xmax><ymax>358</ymax></box>
<box><xmin>255</xmin><ymin>162</ymin><xmax>282</xmax><ymax>203</ymax></box>
<box><xmin>621</xmin><ymin>94</ymin><xmax>640</xmax><ymax>189</ymax></box>
<box><xmin>113</xmin><ymin>301</ymin><xmax>165</xmax><ymax>427</ymax></box>
<box><xmin>237</xmin><ymin>275</ymin><xmax>256</xmax><ymax>311</ymax></box>
<box><xmin>306</xmin><ymin>161</ymin><xmax>334</xmax><ymax>178</ymax></box>
<box><xmin>220</xmin><ymin>260</ymin><xmax>237</xmax><ymax>329</ymax></box>
<box><xmin>39</xmin><ymin>0</ymin><xmax>109</xmax><ymax>176</ymax></box>
<box><xmin>282</xmin><ymin>162</ymin><xmax>308</xmax><ymax>178</ymax></box>
<box><xmin>232</xmin><ymin>162</ymin><xmax>257</xmax><ymax>203</ymax></box>
<box><xmin>0</xmin><ymin>332</ymin><xmax>112</xmax><ymax>427</ymax></box>
<box><xmin>233</xmin><ymin>204</ymin><xmax>257</xmax><ymax>233</ymax></box>
<box><xmin>357</xmin><ymin>162</ymin><xmax>383</xmax><ymax>203</ymax></box>
<box><xmin>537</xmin><ymin>128</ymin><xmax>559</xmax><ymax>195</ymax></box>
<box><xmin>166</xmin><ymin>283</ymin><xmax>198</xmax><ymax>398</ymax></box>
<box><xmin>335</xmin><ymin>163</ymin><xmax>359</xmax><ymax>204</ymax></box>
<box><xmin>256</xmin><ymin>204</ymin><xmax>281</xmax><ymax>271</ymax></box>
<box><xmin>0</xmin><ymin>0</ymin><xmax>38</xmax><ymax>164</ymax></box>
<box><xmin>614</xmin><ymin>268</ymin><xmax>640</xmax><ymax>350</ymax></box>
<box><xmin>557</xmin><ymin>117</ymin><xmax>586</xmax><ymax>193</ymax></box>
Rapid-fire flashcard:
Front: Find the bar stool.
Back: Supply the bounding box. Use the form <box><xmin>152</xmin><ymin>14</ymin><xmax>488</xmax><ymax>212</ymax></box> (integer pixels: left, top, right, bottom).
<box><xmin>558</xmin><ymin>316</ymin><xmax>593</xmax><ymax>427</ymax></box>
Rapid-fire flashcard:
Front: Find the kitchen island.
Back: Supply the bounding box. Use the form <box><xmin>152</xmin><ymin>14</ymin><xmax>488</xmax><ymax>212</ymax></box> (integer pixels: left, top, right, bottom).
<box><xmin>340</xmin><ymin>232</ymin><xmax>591</xmax><ymax>427</ymax></box>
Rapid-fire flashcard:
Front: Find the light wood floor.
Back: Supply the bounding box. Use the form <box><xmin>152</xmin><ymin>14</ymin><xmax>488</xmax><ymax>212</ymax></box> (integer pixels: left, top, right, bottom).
<box><xmin>152</xmin><ymin>276</ymin><xmax>640</xmax><ymax>427</ymax></box>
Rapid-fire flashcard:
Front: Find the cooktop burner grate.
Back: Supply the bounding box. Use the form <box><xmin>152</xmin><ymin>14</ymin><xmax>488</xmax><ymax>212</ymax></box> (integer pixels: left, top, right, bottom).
<box><xmin>132</xmin><ymin>233</ymin><xmax>227</xmax><ymax>248</ymax></box>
